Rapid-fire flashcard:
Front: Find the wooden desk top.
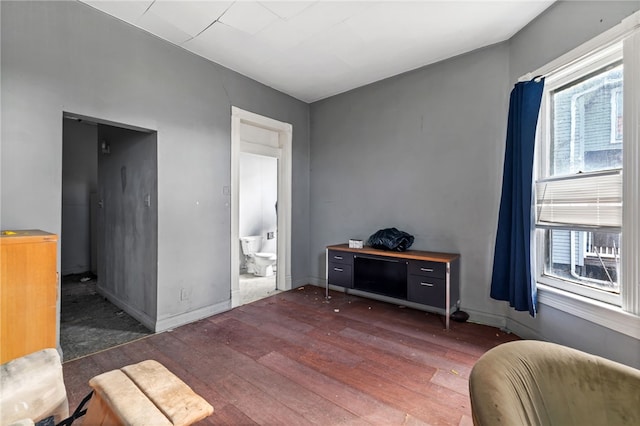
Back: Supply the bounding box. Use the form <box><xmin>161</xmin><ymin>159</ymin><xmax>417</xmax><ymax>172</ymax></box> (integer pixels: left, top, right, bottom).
<box><xmin>0</xmin><ymin>229</ymin><xmax>58</xmax><ymax>245</ymax></box>
<box><xmin>327</xmin><ymin>244</ymin><xmax>459</xmax><ymax>263</ymax></box>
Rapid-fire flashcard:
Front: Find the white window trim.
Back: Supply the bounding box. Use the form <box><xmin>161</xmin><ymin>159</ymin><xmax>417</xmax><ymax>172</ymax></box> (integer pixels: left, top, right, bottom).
<box><xmin>622</xmin><ymin>27</ymin><xmax>640</xmax><ymax>315</ymax></box>
<box><xmin>537</xmin><ymin>50</ymin><xmax>623</xmax><ymax>305</ymax></box>
<box><xmin>524</xmin><ymin>10</ymin><xmax>640</xmax><ymax>338</ymax></box>
<box><xmin>538</xmin><ymin>270</ymin><xmax>620</xmax><ymax>307</ymax></box>
<box><xmin>537</xmin><ymin>282</ymin><xmax>639</xmax><ymax>339</ymax></box>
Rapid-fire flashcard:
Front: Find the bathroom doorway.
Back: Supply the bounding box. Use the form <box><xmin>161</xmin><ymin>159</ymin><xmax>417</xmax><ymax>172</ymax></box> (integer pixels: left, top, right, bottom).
<box><xmin>239</xmin><ymin>152</ymin><xmax>278</xmax><ymax>305</ymax></box>
<box><xmin>231</xmin><ymin>107</ymin><xmax>292</xmax><ymax>308</ymax></box>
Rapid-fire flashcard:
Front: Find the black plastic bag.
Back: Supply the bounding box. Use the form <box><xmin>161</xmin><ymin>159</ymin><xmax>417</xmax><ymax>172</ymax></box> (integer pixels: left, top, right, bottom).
<box><xmin>367</xmin><ymin>228</ymin><xmax>414</xmax><ymax>251</ymax></box>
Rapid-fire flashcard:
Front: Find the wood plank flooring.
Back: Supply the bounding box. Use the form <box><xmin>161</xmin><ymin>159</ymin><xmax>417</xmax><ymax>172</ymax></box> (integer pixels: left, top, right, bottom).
<box><xmin>62</xmin><ymin>286</ymin><xmax>519</xmax><ymax>425</ymax></box>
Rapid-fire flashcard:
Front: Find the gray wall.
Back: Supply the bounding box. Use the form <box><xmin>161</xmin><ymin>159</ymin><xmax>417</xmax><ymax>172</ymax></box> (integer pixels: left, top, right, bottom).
<box><xmin>309</xmin><ymin>1</ymin><xmax>639</xmax><ymax>367</ymax></box>
<box><xmin>509</xmin><ymin>1</ymin><xmax>640</xmax><ymax>82</ymax></box>
<box><xmin>96</xmin><ymin>124</ymin><xmax>158</xmax><ymax>329</ymax></box>
<box><xmin>310</xmin><ymin>42</ymin><xmax>512</xmax><ymax>320</ymax></box>
<box><xmin>61</xmin><ymin>119</ymin><xmax>97</xmax><ymax>275</ymax></box>
<box><xmin>1</xmin><ymin>1</ymin><xmax>310</xmax><ymax>335</ymax></box>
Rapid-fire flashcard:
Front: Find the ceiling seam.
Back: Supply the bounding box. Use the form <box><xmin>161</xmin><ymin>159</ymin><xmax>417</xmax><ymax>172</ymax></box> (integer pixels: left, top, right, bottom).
<box><xmin>192</xmin><ymin>1</ymin><xmax>237</xmax><ymax>39</ymax></box>
<box><xmin>142</xmin><ymin>0</ymin><xmax>155</xmax><ymax>17</ymax></box>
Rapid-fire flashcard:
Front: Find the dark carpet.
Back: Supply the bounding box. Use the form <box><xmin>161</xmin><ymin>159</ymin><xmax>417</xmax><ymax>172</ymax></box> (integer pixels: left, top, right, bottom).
<box><xmin>60</xmin><ymin>273</ymin><xmax>152</xmax><ymax>361</ymax></box>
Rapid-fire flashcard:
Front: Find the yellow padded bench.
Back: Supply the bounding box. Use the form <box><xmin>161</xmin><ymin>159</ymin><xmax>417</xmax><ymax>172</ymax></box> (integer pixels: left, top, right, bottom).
<box><xmin>84</xmin><ymin>360</ymin><xmax>213</xmax><ymax>426</ymax></box>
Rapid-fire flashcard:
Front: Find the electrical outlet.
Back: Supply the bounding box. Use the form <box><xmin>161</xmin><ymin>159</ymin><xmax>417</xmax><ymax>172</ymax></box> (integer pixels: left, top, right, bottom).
<box><xmin>267</xmin><ymin>232</ymin><xmax>275</xmax><ymax>240</ymax></box>
<box><xmin>180</xmin><ymin>288</ymin><xmax>189</xmax><ymax>301</ymax></box>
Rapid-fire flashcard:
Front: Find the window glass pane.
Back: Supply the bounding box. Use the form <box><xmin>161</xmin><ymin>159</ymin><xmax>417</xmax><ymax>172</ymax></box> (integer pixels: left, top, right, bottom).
<box><xmin>550</xmin><ymin>64</ymin><xmax>623</xmax><ymax>176</ymax></box>
<box><xmin>544</xmin><ymin>229</ymin><xmax>620</xmax><ymax>293</ymax></box>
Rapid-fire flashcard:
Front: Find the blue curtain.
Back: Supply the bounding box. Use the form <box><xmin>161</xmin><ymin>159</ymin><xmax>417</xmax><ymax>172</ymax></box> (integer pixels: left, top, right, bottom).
<box><xmin>490</xmin><ymin>78</ymin><xmax>545</xmax><ymax>317</ymax></box>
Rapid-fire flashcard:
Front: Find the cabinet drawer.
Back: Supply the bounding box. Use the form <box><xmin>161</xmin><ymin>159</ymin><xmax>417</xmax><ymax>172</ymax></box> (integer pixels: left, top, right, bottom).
<box><xmin>408</xmin><ymin>260</ymin><xmax>445</xmax><ymax>278</ymax></box>
<box><xmin>407</xmin><ymin>275</ymin><xmax>445</xmax><ymax>308</ymax></box>
<box><xmin>328</xmin><ymin>250</ymin><xmax>353</xmax><ymax>265</ymax></box>
<box><xmin>328</xmin><ymin>263</ymin><xmax>353</xmax><ymax>288</ymax></box>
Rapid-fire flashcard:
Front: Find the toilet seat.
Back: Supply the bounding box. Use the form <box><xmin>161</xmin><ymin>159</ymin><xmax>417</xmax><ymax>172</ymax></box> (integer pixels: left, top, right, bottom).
<box><xmin>255</xmin><ymin>252</ymin><xmax>276</xmax><ymax>260</ymax></box>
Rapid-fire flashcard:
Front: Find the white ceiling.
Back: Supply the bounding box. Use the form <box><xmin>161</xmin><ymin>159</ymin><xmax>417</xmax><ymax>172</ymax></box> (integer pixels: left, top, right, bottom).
<box><xmin>79</xmin><ymin>0</ymin><xmax>555</xmax><ymax>103</ymax></box>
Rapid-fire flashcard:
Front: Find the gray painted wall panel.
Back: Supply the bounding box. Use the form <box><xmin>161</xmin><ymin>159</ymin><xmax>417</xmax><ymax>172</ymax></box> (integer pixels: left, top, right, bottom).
<box><xmin>310</xmin><ymin>43</ymin><xmax>511</xmax><ymax>318</ymax></box>
<box><xmin>97</xmin><ymin>124</ymin><xmax>157</xmax><ymax>324</ymax></box>
<box><xmin>509</xmin><ymin>1</ymin><xmax>640</xmax><ymax>82</ymax></box>
<box><xmin>0</xmin><ymin>1</ymin><xmax>310</xmax><ymax>334</ymax></box>
<box><xmin>61</xmin><ymin>119</ymin><xmax>98</xmax><ymax>275</ymax></box>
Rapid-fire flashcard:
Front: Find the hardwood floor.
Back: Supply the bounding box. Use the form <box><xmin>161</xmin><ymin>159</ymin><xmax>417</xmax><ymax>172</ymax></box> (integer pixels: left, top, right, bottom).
<box><xmin>62</xmin><ymin>286</ymin><xmax>519</xmax><ymax>425</ymax></box>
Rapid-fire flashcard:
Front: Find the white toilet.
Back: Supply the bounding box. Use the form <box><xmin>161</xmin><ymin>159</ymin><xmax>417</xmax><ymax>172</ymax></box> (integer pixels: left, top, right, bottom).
<box><xmin>240</xmin><ymin>236</ymin><xmax>277</xmax><ymax>277</ymax></box>
<box><xmin>254</xmin><ymin>252</ymin><xmax>277</xmax><ymax>277</ymax></box>
<box><xmin>240</xmin><ymin>236</ymin><xmax>261</xmax><ymax>274</ymax></box>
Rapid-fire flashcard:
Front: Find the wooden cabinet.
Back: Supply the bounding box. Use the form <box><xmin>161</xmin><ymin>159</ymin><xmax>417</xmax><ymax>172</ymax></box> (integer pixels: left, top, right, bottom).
<box><xmin>1</xmin><ymin>230</ymin><xmax>58</xmax><ymax>364</ymax></box>
<box><xmin>326</xmin><ymin>244</ymin><xmax>460</xmax><ymax>329</ymax></box>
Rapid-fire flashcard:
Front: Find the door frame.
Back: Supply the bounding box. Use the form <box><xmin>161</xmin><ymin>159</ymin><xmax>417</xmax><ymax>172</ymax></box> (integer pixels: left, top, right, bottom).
<box><xmin>231</xmin><ymin>107</ymin><xmax>292</xmax><ymax>307</ymax></box>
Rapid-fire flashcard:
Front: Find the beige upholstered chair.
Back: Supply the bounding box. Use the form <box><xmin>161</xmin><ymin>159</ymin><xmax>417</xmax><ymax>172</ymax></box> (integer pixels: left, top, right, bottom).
<box><xmin>0</xmin><ymin>349</ymin><xmax>69</xmax><ymax>425</ymax></box>
<box><xmin>469</xmin><ymin>340</ymin><xmax>640</xmax><ymax>426</ymax></box>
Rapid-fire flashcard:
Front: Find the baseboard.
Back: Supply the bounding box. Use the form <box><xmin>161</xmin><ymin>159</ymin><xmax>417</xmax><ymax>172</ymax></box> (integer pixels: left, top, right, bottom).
<box><xmin>155</xmin><ymin>300</ymin><xmax>231</xmax><ymax>333</ymax></box>
<box><xmin>307</xmin><ymin>277</ymin><xmax>325</xmax><ymax>287</ymax></box>
<box><xmin>61</xmin><ymin>266</ymin><xmax>91</xmax><ymax>276</ymax></box>
<box><xmin>95</xmin><ymin>285</ymin><xmax>156</xmax><ymax>331</ymax></box>
<box><xmin>461</xmin><ymin>307</ymin><xmax>545</xmax><ymax>340</ymax></box>
<box><xmin>231</xmin><ymin>288</ymin><xmax>241</xmax><ymax>308</ymax></box>
<box><xmin>463</xmin><ymin>308</ymin><xmax>508</xmax><ymax>330</ymax></box>
<box><xmin>504</xmin><ymin>316</ymin><xmax>546</xmax><ymax>341</ymax></box>
<box><xmin>284</xmin><ymin>274</ymin><xmax>293</xmax><ymax>290</ymax></box>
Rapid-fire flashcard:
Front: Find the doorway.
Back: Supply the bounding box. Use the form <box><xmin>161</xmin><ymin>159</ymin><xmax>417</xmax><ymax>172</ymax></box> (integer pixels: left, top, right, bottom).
<box><xmin>239</xmin><ymin>152</ymin><xmax>279</xmax><ymax>304</ymax></box>
<box><xmin>231</xmin><ymin>107</ymin><xmax>292</xmax><ymax>307</ymax></box>
<box><xmin>60</xmin><ymin>114</ymin><xmax>157</xmax><ymax>360</ymax></box>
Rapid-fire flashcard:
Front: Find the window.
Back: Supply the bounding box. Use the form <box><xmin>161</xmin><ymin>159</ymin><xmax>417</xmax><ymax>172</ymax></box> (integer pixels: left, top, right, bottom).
<box><xmin>532</xmin><ymin>10</ymin><xmax>640</xmax><ymax>336</ymax></box>
<box><xmin>536</xmin><ymin>57</ymin><xmax>623</xmax><ymax>305</ymax></box>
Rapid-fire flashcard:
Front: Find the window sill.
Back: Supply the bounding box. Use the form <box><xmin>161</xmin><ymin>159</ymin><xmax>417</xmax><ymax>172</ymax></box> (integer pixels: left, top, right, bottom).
<box><xmin>537</xmin><ymin>283</ymin><xmax>640</xmax><ymax>339</ymax></box>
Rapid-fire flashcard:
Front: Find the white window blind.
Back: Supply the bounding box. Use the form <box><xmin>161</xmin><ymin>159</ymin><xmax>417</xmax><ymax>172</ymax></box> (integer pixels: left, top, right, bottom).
<box><xmin>535</xmin><ymin>169</ymin><xmax>622</xmax><ymax>230</ymax></box>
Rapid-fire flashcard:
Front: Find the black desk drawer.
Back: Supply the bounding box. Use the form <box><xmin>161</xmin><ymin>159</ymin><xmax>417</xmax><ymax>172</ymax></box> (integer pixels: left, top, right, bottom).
<box><xmin>328</xmin><ymin>263</ymin><xmax>353</xmax><ymax>288</ymax></box>
<box><xmin>408</xmin><ymin>260</ymin><xmax>445</xmax><ymax>278</ymax></box>
<box><xmin>328</xmin><ymin>250</ymin><xmax>353</xmax><ymax>265</ymax></box>
<box><xmin>407</xmin><ymin>275</ymin><xmax>445</xmax><ymax>307</ymax></box>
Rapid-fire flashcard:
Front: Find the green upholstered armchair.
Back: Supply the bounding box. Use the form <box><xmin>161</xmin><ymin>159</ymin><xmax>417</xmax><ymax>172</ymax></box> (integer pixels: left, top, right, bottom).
<box><xmin>469</xmin><ymin>340</ymin><xmax>640</xmax><ymax>426</ymax></box>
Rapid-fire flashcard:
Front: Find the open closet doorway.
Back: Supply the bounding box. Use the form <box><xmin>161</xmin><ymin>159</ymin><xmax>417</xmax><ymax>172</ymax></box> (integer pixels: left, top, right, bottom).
<box><xmin>231</xmin><ymin>107</ymin><xmax>292</xmax><ymax>307</ymax></box>
<box><xmin>60</xmin><ymin>113</ymin><xmax>156</xmax><ymax>361</ymax></box>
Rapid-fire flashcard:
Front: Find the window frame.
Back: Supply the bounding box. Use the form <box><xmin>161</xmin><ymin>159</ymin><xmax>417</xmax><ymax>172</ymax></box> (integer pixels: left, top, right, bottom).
<box><xmin>536</xmin><ymin>45</ymin><xmax>623</xmax><ymax>306</ymax></box>
<box><xmin>524</xmin><ymin>10</ymin><xmax>640</xmax><ymax>339</ymax></box>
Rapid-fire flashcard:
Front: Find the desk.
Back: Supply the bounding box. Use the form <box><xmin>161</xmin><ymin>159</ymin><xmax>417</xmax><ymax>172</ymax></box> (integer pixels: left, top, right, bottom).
<box><xmin>326</xmin><ymin>244</ymin><xmax>460</xmax><ymax>329</ymax></box>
